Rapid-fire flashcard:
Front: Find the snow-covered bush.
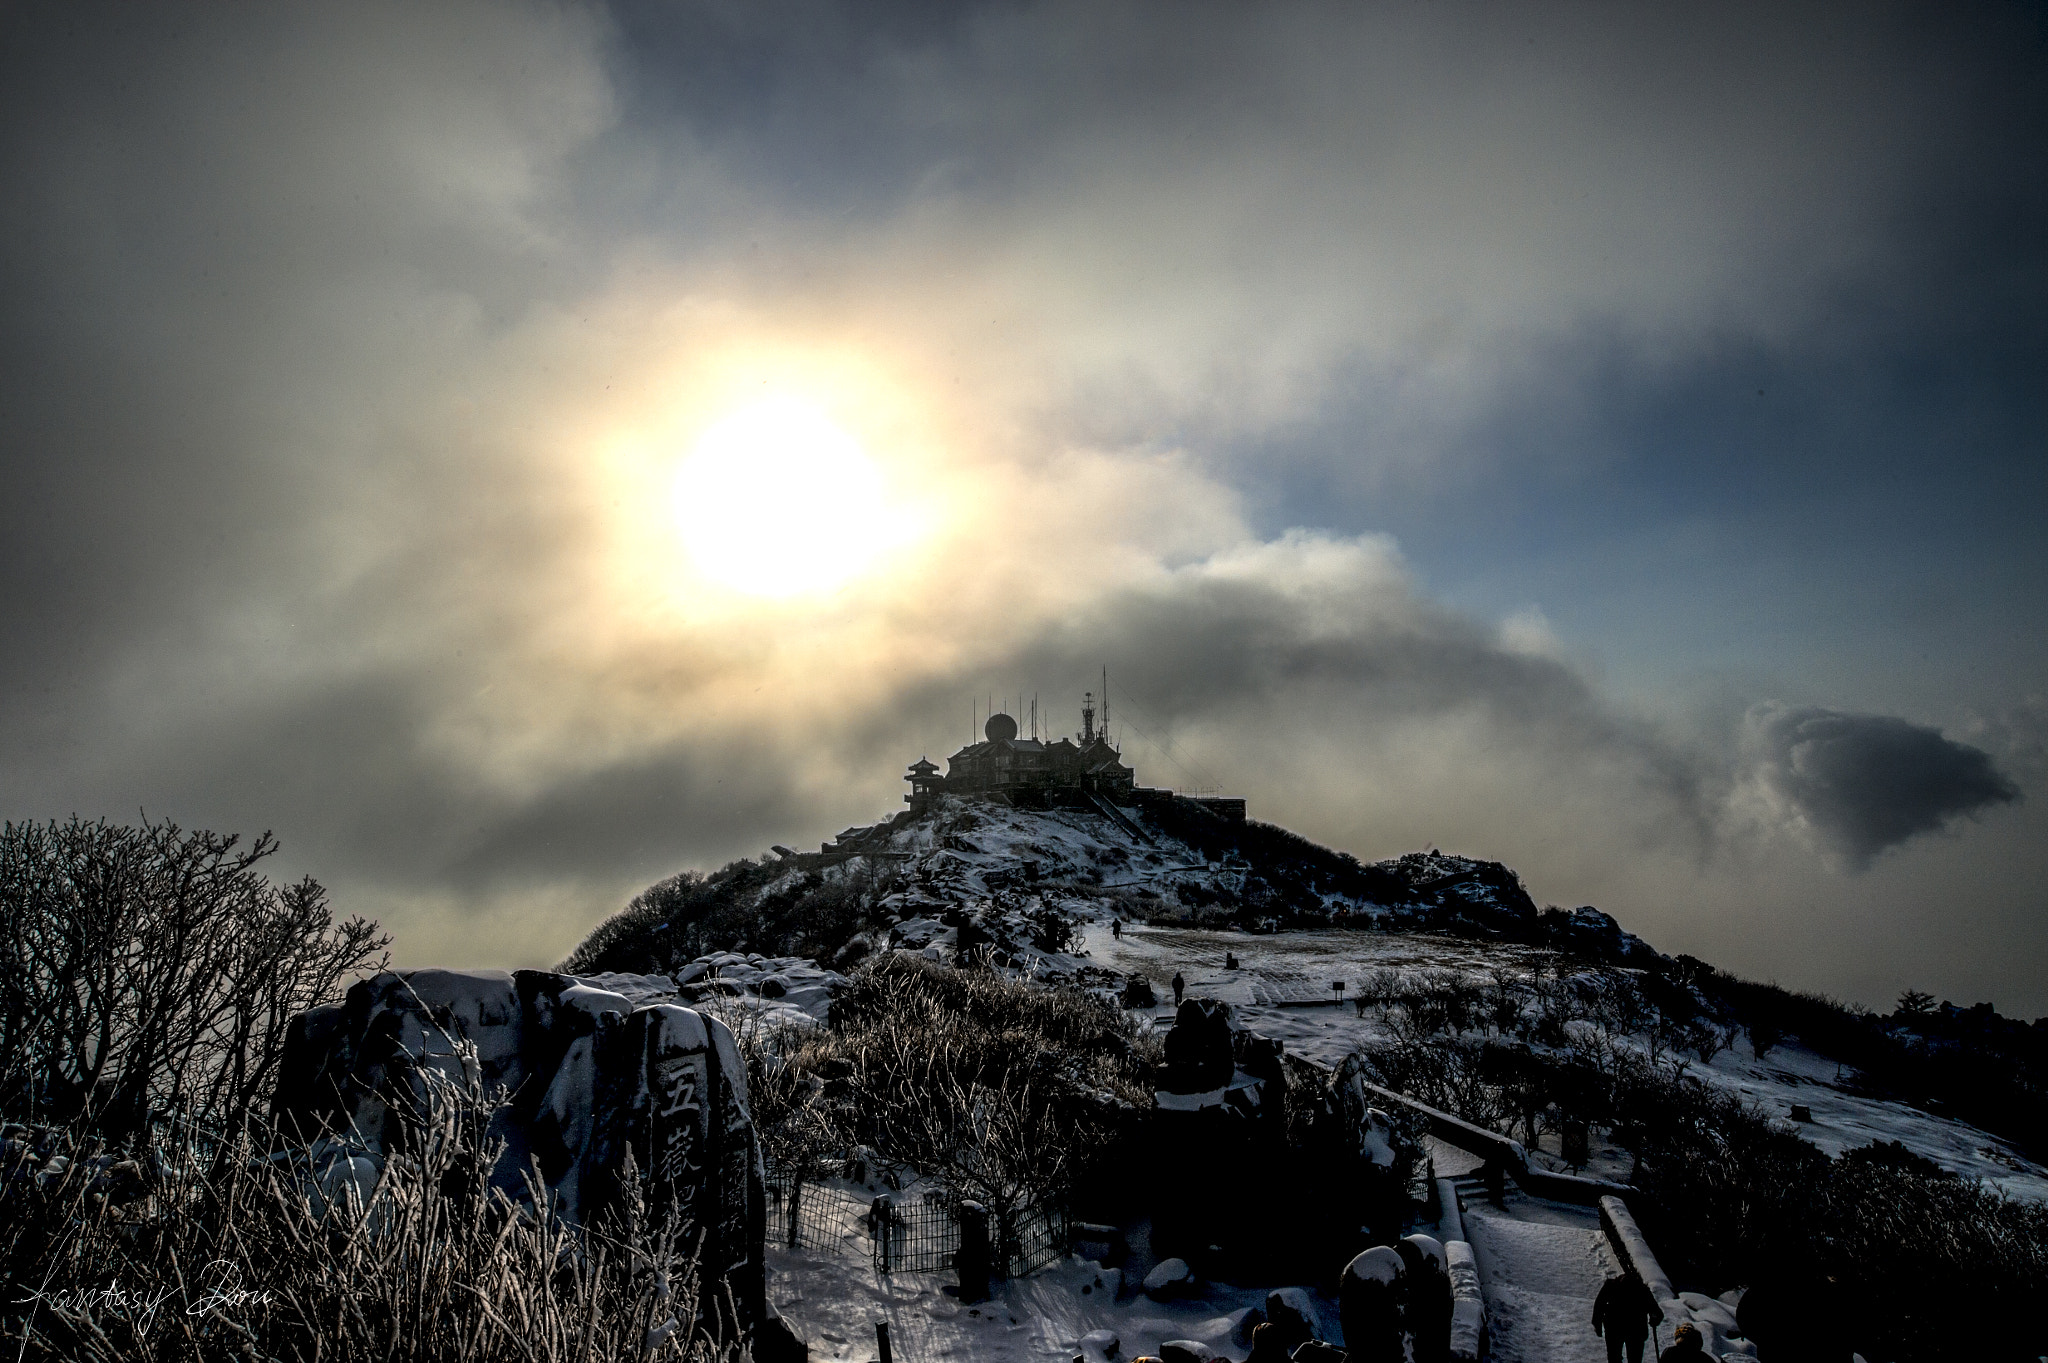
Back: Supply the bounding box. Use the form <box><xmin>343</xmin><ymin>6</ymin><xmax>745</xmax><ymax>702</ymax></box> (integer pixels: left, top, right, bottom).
<box><xmin>566</xmin><ymin>858</ymin><xmax>904</xmax><ymax>976</ymax></box>
<box><xmin>723</xmin><ymin>953</ymin><xmax>1149</xmax><ymax>1256</ymax></box>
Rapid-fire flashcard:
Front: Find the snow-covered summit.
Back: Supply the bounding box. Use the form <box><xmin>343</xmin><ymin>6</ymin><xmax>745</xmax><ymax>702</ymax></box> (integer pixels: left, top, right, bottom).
<box><xmin>568</xmin><ymin>792</ymin><xmax>1662</xmax><ymax>985</ymax></box>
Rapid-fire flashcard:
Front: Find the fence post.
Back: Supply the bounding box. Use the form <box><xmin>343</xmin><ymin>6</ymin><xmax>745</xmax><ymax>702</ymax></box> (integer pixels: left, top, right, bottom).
<box><xmin>876</xmin><ymin>1321</ymin><xmax>893</xmax><ymax>1363</ymax></box>
<box><xmin>956</xmin><ymin>1200</ymin><xmax>993</xmax><ymax>1303</ymax></box>
<box><xmin>788</xmin><ymin>1178</ymin><xmax>803</xmax><ymax>1248</ymax></box>
<box><xmin>871</xmin><ymin>1194</ymin><xmax>894</xmax><ymax>1274</ymax></box>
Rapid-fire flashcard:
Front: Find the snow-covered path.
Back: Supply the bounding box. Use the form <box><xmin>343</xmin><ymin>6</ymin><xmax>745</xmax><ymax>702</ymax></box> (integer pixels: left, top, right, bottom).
<box><xmin>1461</xmin><ymin>1193</ymin><xmax>1623</xmax><ymax>1363</ymax></box>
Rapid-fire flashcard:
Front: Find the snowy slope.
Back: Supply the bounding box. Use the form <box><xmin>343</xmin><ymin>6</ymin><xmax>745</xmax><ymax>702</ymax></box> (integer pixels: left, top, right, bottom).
<box><xmin>598</xmin><ymin>789</ymin><xmax>2046</xmax><ymax>1202</ymax></box>
<box><xmin>1085</xmin><ymin>921</ymin><xmax>2048</xmax><ymax>1203</ymax></box>
<box><xmin>580</xmin><ymin>791</ymin><xmax>2047</xmax><ymax>1363</ymax></box>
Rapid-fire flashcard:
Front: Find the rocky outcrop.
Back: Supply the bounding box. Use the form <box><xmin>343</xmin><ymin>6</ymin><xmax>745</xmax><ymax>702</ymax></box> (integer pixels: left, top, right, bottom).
<box><xmin>1536</xmin><ymin>905</ymin><xmax>1661</xmax><ymax>966</ymax></box>
<box><xmin>273</xmin><ymin>967</ymin><xmax>764</xmax><ymax>1324</ymax></box>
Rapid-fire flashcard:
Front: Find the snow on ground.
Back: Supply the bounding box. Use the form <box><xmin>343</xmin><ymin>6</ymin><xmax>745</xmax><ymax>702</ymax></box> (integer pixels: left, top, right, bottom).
<box><xmin>1082</xmin><ymin>922</ymin><xmax>2048</xmax><ymax>1202</ymax></box>
<box><xmin>735</xmin><ymin>803</ymin><xmax>2040</xmax><ymax>1358</ymax></box>
<box><xmin>769</xmin><ymin>1237</ymin><xmax>1318</xmax><ymax>1363</ymax></box>
<box><xmin>1695</xmin><ymin>1039</ymin><xmax>2048</xmax><ymax>1202</ymax></box>
<box><xmin>1460</xmin><ymin>1195</ymin><xmax>1621</xmax><ymax>1363</ymax></box>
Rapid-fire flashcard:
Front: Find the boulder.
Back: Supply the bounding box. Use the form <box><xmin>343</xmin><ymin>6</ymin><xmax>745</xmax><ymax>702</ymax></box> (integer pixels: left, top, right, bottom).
<box><xmin>1340</xmin><ymin>1247</ymin><xmax>1406</xmax><ymax>1363</ymax></box>
<box><xmin>1080</xmin><ymin>1328</ymin><xmax>1121</xmax><ymax>1359</ymax></box>
<box><xmin>273</xmin><ymin>967</ymin><xmax>765</xmax><ymax>1327</ymax></box>
<box><xmin>1263</xmin><ymin>1288</ymin><xmax>1320</xmax><ymax>1351</ymax></box>
<box><xmin>1143</xmin><ymin>1256</ymin><xmax>1198</xmax><ymax>1299</ymax></box>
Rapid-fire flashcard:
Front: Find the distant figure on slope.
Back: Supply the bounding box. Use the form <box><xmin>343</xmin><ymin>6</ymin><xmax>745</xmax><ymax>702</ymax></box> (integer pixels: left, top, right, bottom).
<box><xmin>1225</xmin><ymin>951</ymin><xmax>1238</xmax><ymax>969</ymax></box>
<box><xmin>1592</xmin><ymin>1269</ymin><xmax>1663</xmax><ymax>1363</ymax></box>
<box><xmin>1172</xmin><ymin>971</ymin><xmax>1186</xmax><ymax>1005</ymax></box>
<box><xmin>1112</xmin><ymin>920</ymin><xmax>1122</xmax><ymax>939</ymax></box>
<box><xmin>1656</xmin><ymin>1321</ymin><xmax>1705</xmax><ymax>1361</ymax></box>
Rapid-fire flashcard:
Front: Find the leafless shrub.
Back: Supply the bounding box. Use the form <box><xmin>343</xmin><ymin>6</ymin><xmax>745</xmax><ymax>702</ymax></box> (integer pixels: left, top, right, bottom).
<box><xmin>1481</xmin><ymin>965</ymin><xmax>1525</xmax><ymax>1036</ymax></box>
<box><xmin>718</xmin><ymin>955</ymin><xmax>1146</xmax><ymax>1233</ymax></box>
<box><xmin>1353</xmin><ymin>1034</ymin><xmax>1511</xmax><ymax>1133</ymax></box>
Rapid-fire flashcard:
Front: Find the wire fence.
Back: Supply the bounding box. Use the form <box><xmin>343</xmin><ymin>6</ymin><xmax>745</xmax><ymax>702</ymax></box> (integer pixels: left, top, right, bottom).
<box><xmin>765</xmin><ymin>1161</ymin><xmax>1069</xmax><ymax>1279</ymax></box>
<box><xmin>870</xmin><ymin>1189</ymin><xmax>1068</xmax><ymax>1278</ymax></box>
<box><xmin>763</xmin><ymin>1169</ymin><xmax>874</xmax><ymax>1253</ymax></box>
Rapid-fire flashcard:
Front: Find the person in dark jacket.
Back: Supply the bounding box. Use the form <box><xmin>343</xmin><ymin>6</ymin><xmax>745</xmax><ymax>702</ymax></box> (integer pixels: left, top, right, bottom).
<box><xmin>1172</xmin><ymin>971</ymin><xmax>1186</xmax><ymax>1005</ymax></box>
<box><xmin>1657</xmin><ymin>1322</ymin><xmax>1706</xmax><ymax>1361</ymax></box>
<box><xmin>1592</xmin><ymin>1269</ymin><xmax>1663</xmax><ymax>1363</ymax></box>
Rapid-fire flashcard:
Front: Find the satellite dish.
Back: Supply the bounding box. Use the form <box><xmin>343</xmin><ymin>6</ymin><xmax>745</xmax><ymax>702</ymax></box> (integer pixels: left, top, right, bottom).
<box><xmin>984</xmin><ymin>712</ymin><xmax>1019</xmax><ymax>742</ymax></box>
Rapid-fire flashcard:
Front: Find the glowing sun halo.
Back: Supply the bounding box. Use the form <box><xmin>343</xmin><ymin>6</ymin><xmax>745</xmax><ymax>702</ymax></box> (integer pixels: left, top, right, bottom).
<box><xmin>670</xmin><ymin>399</ymin><xmax>895</xmax><ymax>598</ymax></box>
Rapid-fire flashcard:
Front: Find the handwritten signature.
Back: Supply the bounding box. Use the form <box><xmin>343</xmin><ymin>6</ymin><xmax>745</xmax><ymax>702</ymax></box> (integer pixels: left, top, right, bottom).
<box><xmin>15</xmin><ymin>1259</ymin><xmax>273</xmax><ymax>1336</ymax></box>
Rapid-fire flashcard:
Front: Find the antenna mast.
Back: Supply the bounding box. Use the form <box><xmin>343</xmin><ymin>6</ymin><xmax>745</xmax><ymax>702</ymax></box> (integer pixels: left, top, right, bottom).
<box><xmin>1101</xmin><ymin>666</ymin><xmax>1110</xmax><ymax>746</ymax></box>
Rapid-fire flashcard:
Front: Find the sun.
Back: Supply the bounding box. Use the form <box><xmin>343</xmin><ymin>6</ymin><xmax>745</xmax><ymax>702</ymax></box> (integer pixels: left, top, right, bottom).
<box><xmin>670</xmin><ymin>397</ymin><xmax>896</xmax><ymax>597</ymax></box>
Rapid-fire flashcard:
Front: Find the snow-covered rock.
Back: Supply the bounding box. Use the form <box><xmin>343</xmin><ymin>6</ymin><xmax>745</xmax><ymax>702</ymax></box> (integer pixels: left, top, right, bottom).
<box><xmin>1079</xmin><ymin>1328</ymin><xmax>1121</xmax><ymax>1359</ymax></box>
<box><xmin>274</xmin><ymin>967</ymin><xmax>766</xmax><ymax>1325</ymax></box>
<box><xmin>1262</xmin><ymin>1287</ymin><xmax>1322</xmax><ymax>1347</ymax></box>
<box><xmin>1142</xmin><ymin>1257</ymin><xmax>1197</xmax><ymax>1299</ymax></box>
<box><xmin>1342</xmin><ymin>1246</ymin><xmax>1405</xmax><ymax>1287</ymax></box>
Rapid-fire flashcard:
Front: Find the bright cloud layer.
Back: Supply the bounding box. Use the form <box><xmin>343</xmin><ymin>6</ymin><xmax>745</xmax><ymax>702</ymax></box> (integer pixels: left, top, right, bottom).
<box><xmin>0</xmin><ymin>0</ymin><xmax>2041</xmax><ymax>1011</ymax></box>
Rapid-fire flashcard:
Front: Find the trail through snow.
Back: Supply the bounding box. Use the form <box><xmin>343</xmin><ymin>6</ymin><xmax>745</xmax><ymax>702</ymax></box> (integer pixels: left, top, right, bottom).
<box><xmin>1461</xmin><ymin>1194</ymin><xmax>1622</xmax><ymax>1363</ymax></box>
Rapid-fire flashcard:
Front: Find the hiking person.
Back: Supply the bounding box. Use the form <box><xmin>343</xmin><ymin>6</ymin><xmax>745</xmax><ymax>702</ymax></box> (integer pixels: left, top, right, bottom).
<box><xmin>1172</xmin><ymin>971</ymin><xmax>1186</xmax><ymax>1005</ymax></box>
<box><xmin>1592</xmin><ymin>1269</ymin><xmax>1663</xmax><ymax>1363</ymax></box>
<box><xmin>1657</xmin><ymin>1322</ymin><xmax>1706</xmax><ymax>1361</ymax></box>
<box><xmin>1111</xmin><ymin>919</ymin><xmax>1121</xmax><ymax>939</ymax></box>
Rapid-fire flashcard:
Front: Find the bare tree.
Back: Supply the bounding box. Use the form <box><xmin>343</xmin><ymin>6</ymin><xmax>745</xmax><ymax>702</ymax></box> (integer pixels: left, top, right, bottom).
<box><xmin>0</xmin><ymin>816</ymin><xmax>388</xmax><ymax>1141</ymax></box>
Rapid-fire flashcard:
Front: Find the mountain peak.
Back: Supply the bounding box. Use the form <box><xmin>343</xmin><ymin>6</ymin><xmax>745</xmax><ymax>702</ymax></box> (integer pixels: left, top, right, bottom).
<box><xmin>565</xmin><ymin>790</ymin><xmax>1660</xmax><ymax>978</ymax></box>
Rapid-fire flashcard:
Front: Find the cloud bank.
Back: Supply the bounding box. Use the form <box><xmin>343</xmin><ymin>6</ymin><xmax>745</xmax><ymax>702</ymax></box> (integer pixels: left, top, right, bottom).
<box><xmin>0</xmin><ymin>0</ymin><xmax>2041</xmax><ymax>1009</ymax></box>
<box><xmin>1741</xmin><ymin>705</ymin><xmax>2021</xmax><ymax>871</ymax></box>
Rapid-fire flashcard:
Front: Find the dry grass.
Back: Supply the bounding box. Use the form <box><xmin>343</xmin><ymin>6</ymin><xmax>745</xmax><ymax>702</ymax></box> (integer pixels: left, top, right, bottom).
<box><xmin>2</xmin><ymin>1082</ymin><xmax>745</xmax><ymax>1363</ymax></box>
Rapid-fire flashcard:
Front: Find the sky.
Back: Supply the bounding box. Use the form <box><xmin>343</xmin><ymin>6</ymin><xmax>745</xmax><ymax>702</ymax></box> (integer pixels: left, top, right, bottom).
<box><xmin>2</xmin><ymin>1</ymin><xmax>2043</xmax><ymax>1014</ymax></box>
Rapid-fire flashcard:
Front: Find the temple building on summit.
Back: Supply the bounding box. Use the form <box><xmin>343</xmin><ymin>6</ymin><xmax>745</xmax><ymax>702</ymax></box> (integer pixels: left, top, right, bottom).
<box><xmin>904</xmin><ymin>690</ymin><xmax>1245</xmax><ymax>823</ymax></box>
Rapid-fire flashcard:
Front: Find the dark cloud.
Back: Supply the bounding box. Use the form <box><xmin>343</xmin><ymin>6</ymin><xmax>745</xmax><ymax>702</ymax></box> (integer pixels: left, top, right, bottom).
<box><xmin>0</xmin><ymin>0</ymin><xmax>2042</xmax><ymax>1010</ymax></box>
<box><xmin>1745</xmin><ymin>704</ymin><xmax>2021</xmax><ymax>870</ymax></box>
